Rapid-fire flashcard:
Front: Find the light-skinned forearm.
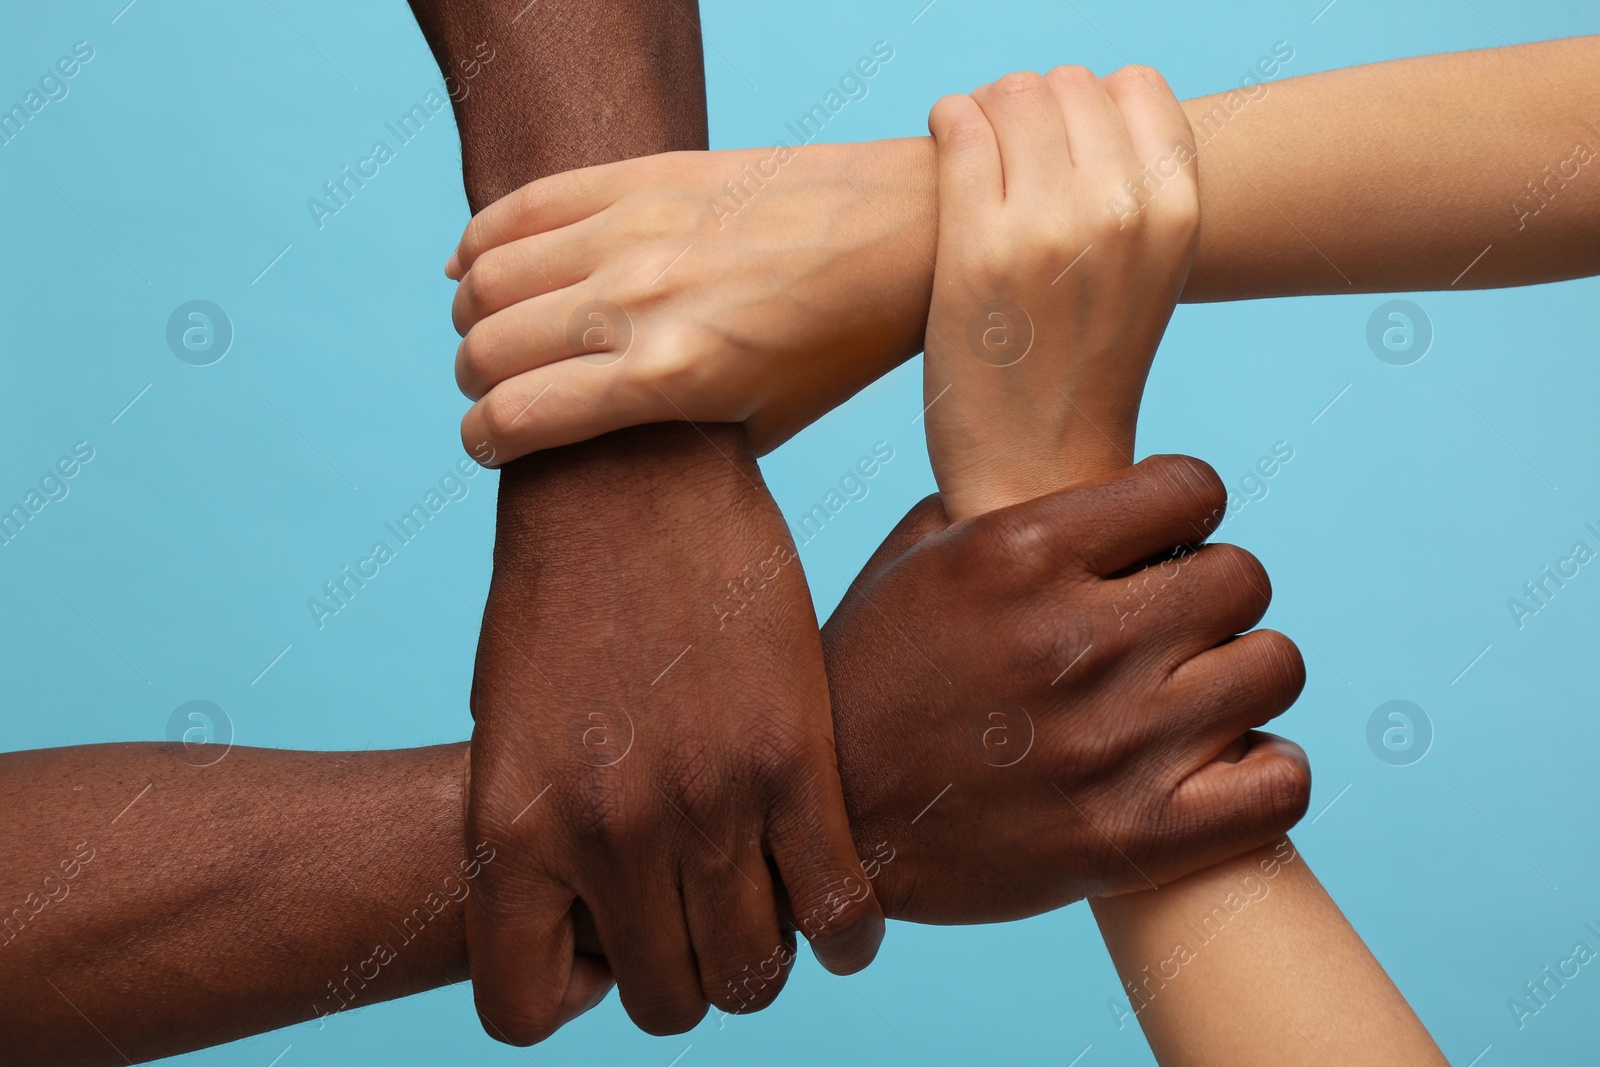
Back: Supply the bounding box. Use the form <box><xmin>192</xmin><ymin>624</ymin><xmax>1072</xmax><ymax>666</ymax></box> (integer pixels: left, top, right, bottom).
<box><xmin>1183</xmin><ymin>35</ymin><xmax>1600</xmax><ymax>298</ymax></box>
<box><xmin>869</xmin><ymin>37</ymin><xmax>1599</xmax><ymax>303</ymax></box>
<box><xmin>1090</xmin><ymin>840</ymin><xmax>1445</xmax><ymax>1066</ymax></box>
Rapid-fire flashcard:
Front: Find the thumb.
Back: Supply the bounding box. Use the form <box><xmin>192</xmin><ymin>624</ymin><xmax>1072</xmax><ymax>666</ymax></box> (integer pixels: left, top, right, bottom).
<box><xmin>928</xmin><ymin>93</ymin><xmax>1002</xmax><ymax>237</ymax></box>
<box><xmin>554</xmin><ymin>954</ymin><xmax>615</xmax><ymax>1029</ymax></box>
<box><xmin>466</xmin><ymin>871</ymin><xmax>582</xmax><ymax>1046</ymax></box>
<box><xmin>1109</xmin><ymin>731</ymin><xmax>1311</xmax><ymax>895</ymax></box>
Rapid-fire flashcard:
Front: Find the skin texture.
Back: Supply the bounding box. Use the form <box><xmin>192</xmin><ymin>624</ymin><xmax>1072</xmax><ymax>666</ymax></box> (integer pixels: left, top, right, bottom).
<box><xmin>924</xmin><ymin>65</ymin><xmax>1202</xmax><ymax>516</ymax></box>
<box><xmin>0</xmin><ymin>460</ymin><xmax>1319</xmax><ymax>1067</ymax></box>
<box><xmin>921</xmin><ymin>67</ymin><xmax>1444</xmax><ymax>1064</ymax></box>
<box><xmin>823</xmin><ymin>464</ymin><xmax>1312</xmax><ymax>925</ymax></box>
<box><xmin>1091</xmin><ymin>844</ymin><xmax>1448</xmax><ymax>1066</ymax></box>
<box><xmin>445</xmin><ymin>36</ymin><xmax>1600</xmax><ymax>459</ymax></box>
<box><xmin>409</xmin><ymin>0</ymin><xmax>882</xmax><ymax>1044</ymax></box>
<box><xmin>0</xmin><ymin>744</ymin><xmax>473</xmax><ymax>1067</ymax></box>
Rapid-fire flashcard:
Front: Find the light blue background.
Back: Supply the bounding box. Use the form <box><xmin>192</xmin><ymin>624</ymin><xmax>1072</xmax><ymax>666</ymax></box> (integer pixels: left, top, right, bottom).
<box><xmin>3</xmin><ymin>0</ymin><xmax>1598</xmax><ymax>1063</ymax></box>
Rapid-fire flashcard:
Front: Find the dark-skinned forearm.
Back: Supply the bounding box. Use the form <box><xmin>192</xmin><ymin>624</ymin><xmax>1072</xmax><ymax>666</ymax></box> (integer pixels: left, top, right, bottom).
<box><xmin>0</xmin><ymin>744</ymin><xmax>472</xmax><ymax>1066</ymax></box>
<box><xmin>405</xmin><ymin>0</ymin><xmax>761</xmax><ymax>728</ymax></box>
<box><xmin>409</xmin><ymin>0</ymin><xmax>710</xmax><ymax>207</ymax></box>
<box><xmin>407</xmin><ymin>0</ymin><xmax>753</xmax><ymax>580</ymax></box>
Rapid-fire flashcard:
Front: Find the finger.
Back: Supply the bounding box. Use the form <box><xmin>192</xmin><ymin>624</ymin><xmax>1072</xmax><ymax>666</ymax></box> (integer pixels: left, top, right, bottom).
<box><xmin>864</xmin><ymin>495</ymin><xmax>951</xmax><ymax>569</ymax></box>
<box><xmin>452</xmin><ymin>219</ymin><xmax>606</xmax><ymax>336</ymax></box>
<box><xmin>928</xmin><ymin>93</ymin><xmax>1003</xmax><ymax>231</ymax></box>
<box><xmin>453</xmin><ymin>165</ymin><xmax>621</xmax><ymax>278</ymax></box>
<box><xmin>684</xmin><ymin>845</ymin><xmax>794</xmax><ymax>1016</ymax></box>
<box><xmin>1108</xmin><ymin>541</ymin><xmax>1274</xmax><ymax>660</ymax></box>
<box><xmin>455</xmin><ymin>283</ymin><xmax>625</xmax><ymax>400</ymax></box>
<box><xmin>969</xmin><ymin>71</ymin><xmax>1072</xmax><ymax>203</ymax></box>
<box><xmin>1157</xmin><ymin>730</ymin><xmax>1312</xmax><ymax>877</ymax></box>
<box><xmin>461</xmin><ymin>360</ymin><xmax>674</xmax><ymax>466</ymax></box>
<box><xmin>1101</xmin><ymin>65</ymin><xmax>1196</xmax><ymax>174</ymax></box>
<box><xmin>767</xmin><ymin>771</ymin><xmax>885</xmax><ymax>977</ymax></box>
<box><xmin>465</xmin><ymin>871</ymin><xmax>580</xmax><ymax>1046</ymax></box>
<box><xmin>988</xmin><ymin>453</ymin><xmax>1226</xmax><ymax>578</ymax></box>
<box><xmin>553</xmin><ymin>955</ymin><xmax>615</xmax><ymax>1029</ymax></box>
<box><xmin>590</xmin><ymin>876</ymin><xmax>708</xmax><ymax>1036</ymax></box>
<box><xmin>1165</xmin><ymin>629</ymin><xmax>1307</xmax><ymax>744</ymax></box>
<box><xmin>1044</xmin><ymin>65</ymin><xmax>1137</xmax><ymax>172</ymax></box>
<box><xmin>1100</xmin><ymin>65</ymin><xmax>1199</xmax><ymax>230</ymax></box>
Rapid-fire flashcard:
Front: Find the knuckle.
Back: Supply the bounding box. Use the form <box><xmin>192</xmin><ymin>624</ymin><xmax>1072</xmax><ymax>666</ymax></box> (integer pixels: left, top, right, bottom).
<box><xmin>476</xmin><ymin>387</ymin><xmax>537</xmax><ymax>456</ymax></box>
<box><xmin>998</xmin><ymin>220</ymin><xmax>1065</xmax><ymax>275</ymax></box>
<box><xmin>928</xmin><ymin>93</ymin><xmax>967</xmax><ymax>129</ymax></box>
<box><xmin>460</xmin><ymin>250</ymin><xmax>509</xmax><ymax>317</ymax></box>
<box><xmin>757</xmin><ymin>730</ymin><xmax>829</xmax><ymax>805</ymax></box>
<box><xmin>459</xmin><ymin>214</ymin><xmax>490</xmax><ymax>264</ymax></box>
<box><xmin>1248</xmin><ymin>630</ymin><xmax>1307</xmax><ymax>707</ymax></box>
<box><xmin>454</xmin><ymin>338</ymin><xmax>482</xmax><ymax>399</ymax></box>
<box><xmin>1140</xmin><ymin>454</ymin><xmax>1227</xmax><ymax>533</ymax></box>
<box><xmin>992</xmin><ymin>70</ymin><xmax>1048</xmax><ymax>101</ymax></box>
<box><xmin>1207</xmin><ymin>543</ymin><xmax>1272</xmax><ymax>606</ymax></box>
<box><xmin>1090</xmin><ymin>192</ymin><xmax>1141</xmax><ymax>243</ymax></box>
<box><xmin>1108</xmin><ymin>64</ymin><xmax>1168</xmax><ymax>94</ymax></box>
<box><xmin>476</xmin><ymin>997</ymin><xmax>561</xmax><ymax>1047</ymax></box>
<box><xmin>1011</xmin><ymin>615</ymin><xmax>1098</xmax><ymax>689</ymax></box>
<box><xmin>459</xmin><ymin>410</ymin><xmax>500</xmax><ymax>469</ymax></box>
<box><xmin>710</xmin><ymin>947</ymin><xmax>792</xmax><ymax>1015</ymax></box>
<box><xmin>615</xmin><ymin>201</ymin><xmax>668</xmax><ymax>244</ymax></box>
<box><xmin>466</xmin><ymin>781</ymin><xmax>532</xmax><ymax>849</ymax></box>
<box><xmin>504</xmin><ymin>178</ymin><xmax>552</xmax><ymax>229</ymax></box>
<box><xmin>793</xmin><ymin>873</ymin><xmax>873</xmax><ymax>940</ymax></box>
<box><xmin>570</xmin><ymin>770</ymin><xmax>644</xmax><ymax>853</ymax></box>
<box><xmin>628</xmin><ymin>991</ymin><xmax>709</xmax><ymax>1037</ymax></box>
<box><xmin>457</xmin><ymin>323</ymin><xmax>498</xmax><ymax>389</ymax></box>
<box><xmin>1150</xmin><ymin>184</ymin><xmax>1201</xmax><ymax>244</ymax></box>
<box><xmin>820</xmin><ymin>886</ymin><xmax>877</xmax><ymax>940</ymax></box>
<box><xmin>641</xmin><ymin>335</ymin><xmax>703</xmax><ymax>395</ymax></box>
<box><xmin>954</xmin><ymin>238</ymin><xmax>1011</xmax><ymax>290</ymax></box>
<box><xmin>1047</xmin><ymin>64</ymin><xmax>1096</xmax><ymax>89</ymax></box>
<box><xmin>671</xmin><ymin>740</ymin><xmax>737</xmax><ymax>825</ymax></box>
<box><xmin>977</xmin><ymin>508</ymin><xmax>1061</xmax><ymax>579</ymax></box>
<box><xmin>710</xmin><ymin>964</ymin><xmax>783</xmax><ymax>1014</ymax></box>
<box><xmin>929</xmin><ymin>95</ymin><xmax>991</xmax><ymax>153</ymax></box>
<box><xmin>1256</xmin><ymin>755</ymin><xmax>1312</xmax><ymax>830</ymax></box>
<box><xmin>1084</xmin><ymin>795</ymin><xmax>1165</xmax><ymax>886</ymax></box>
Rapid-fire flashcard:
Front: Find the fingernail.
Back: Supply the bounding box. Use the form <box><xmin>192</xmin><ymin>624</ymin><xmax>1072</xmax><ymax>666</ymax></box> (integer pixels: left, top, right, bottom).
<box><xmin>445</xmin><ymin>251</ymin><xmax>462</xmax><ymax>279</ymax></box>
<box><xmin>576</xmin><ymin>983</ymin><xmax>610</xmax><ymax>1017</ymax></box>
<box><xmin>555</xmin><ymin>980</ymin><xmax>612</xmax><ymax>1029</ymax></box>
<box><xmin>817</xmin><ymin>914</ymin><xmax>886</xmax><ymax>975</ymax></box>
